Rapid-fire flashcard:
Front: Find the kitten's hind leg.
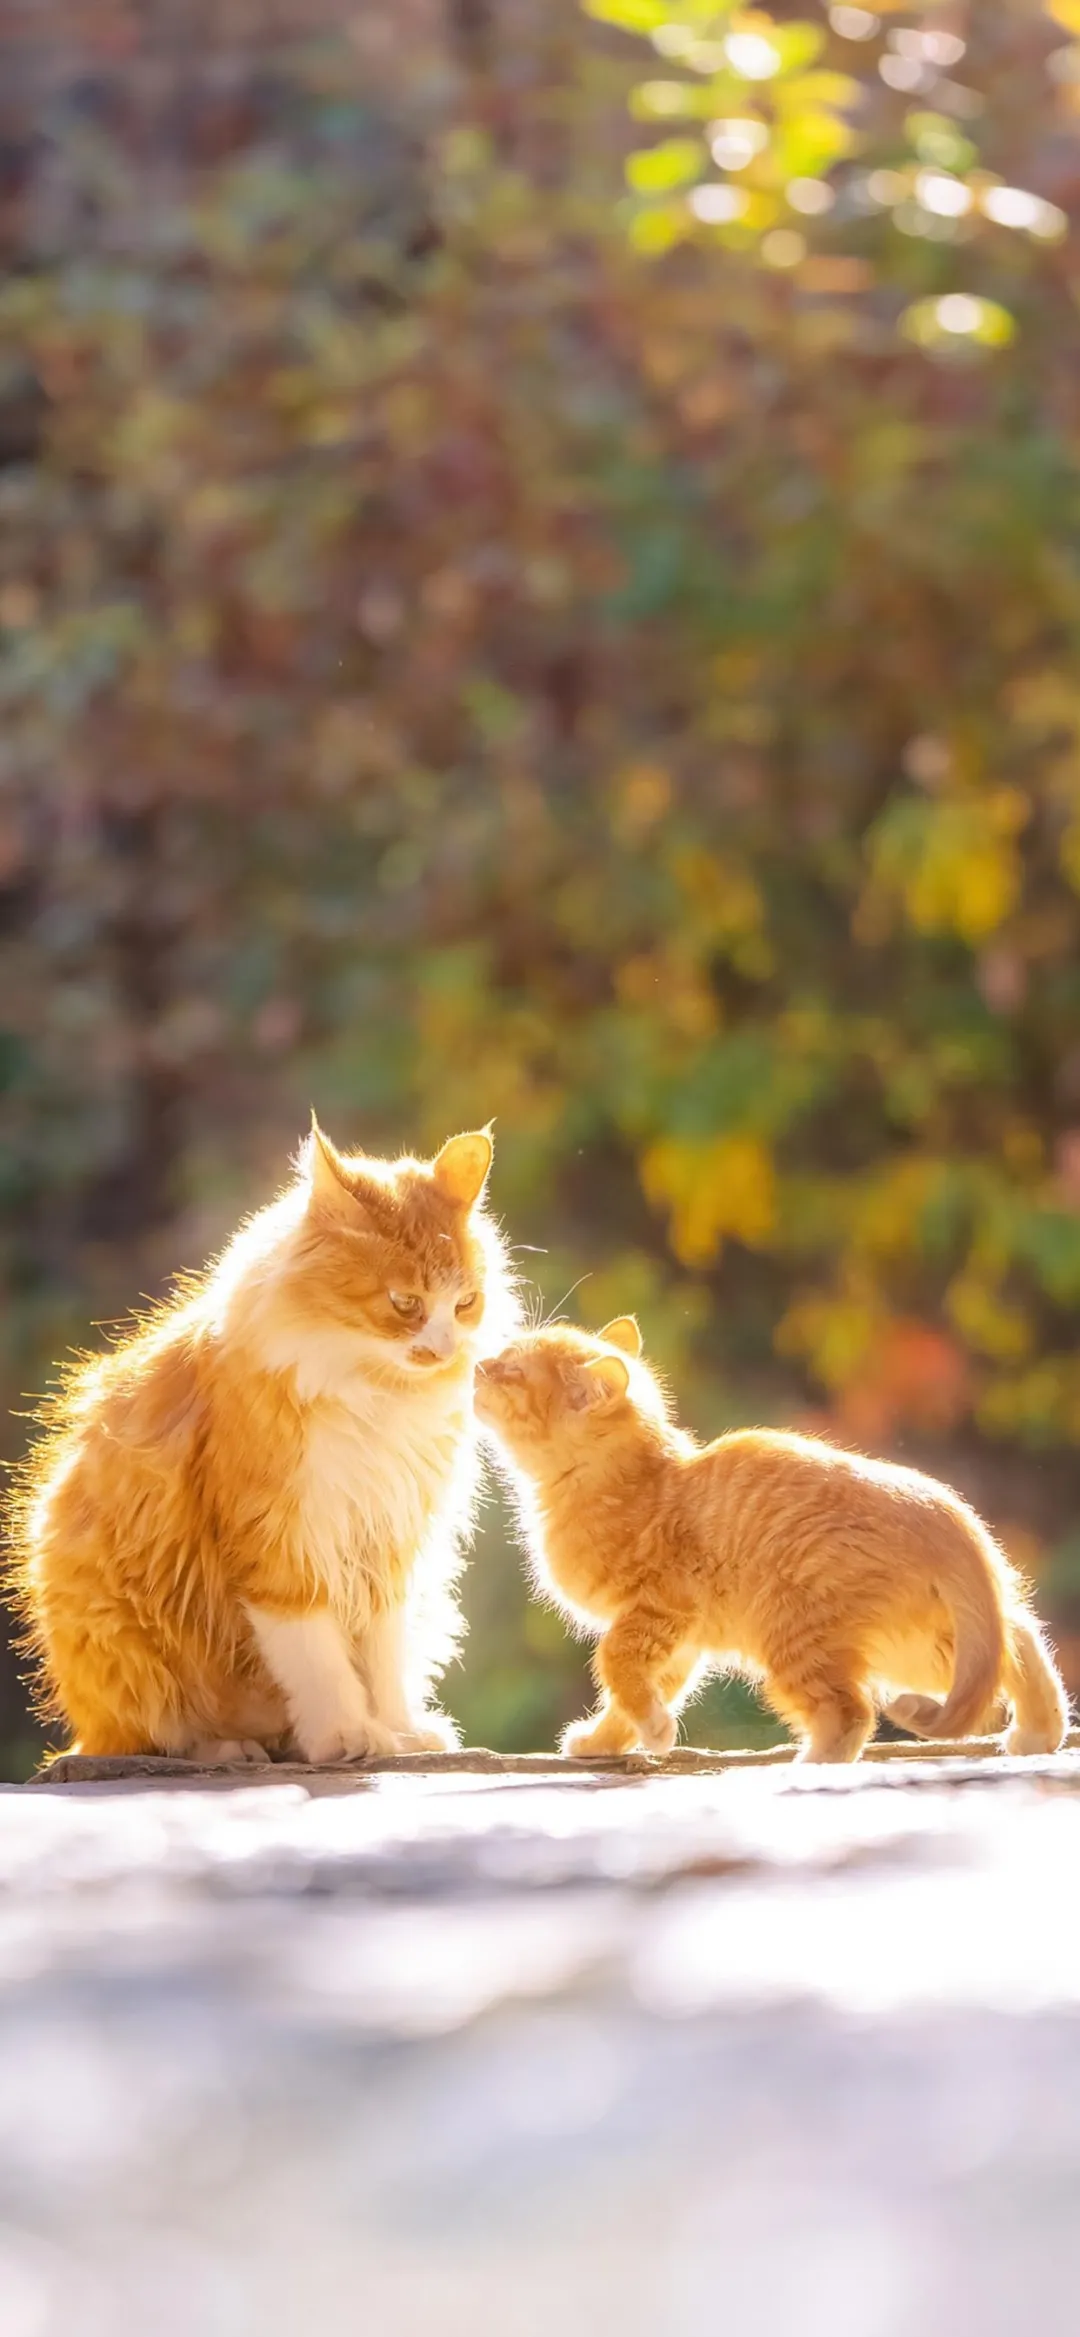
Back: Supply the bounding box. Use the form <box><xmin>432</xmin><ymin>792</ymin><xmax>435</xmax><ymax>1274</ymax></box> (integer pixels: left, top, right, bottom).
<box><xmin>770</xmin><ymin>1672</ymin><xmax>874</xmax><ymax>1764</ymax></box>
<box><xmin>1003</xmin><ymin>1615</ymin><xmax>1068</xmax><ymax>1755</ymax></box>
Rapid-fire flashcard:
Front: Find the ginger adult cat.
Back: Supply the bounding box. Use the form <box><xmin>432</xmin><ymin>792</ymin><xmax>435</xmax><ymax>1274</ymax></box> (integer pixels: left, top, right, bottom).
<box><xmin>475</xmin><ymin>1319</ymin><xmax>1068</xmax><ymax>1762</ymax></box>
<box><xmin>7</xmin><ymin>1122</ymin><xmax>513</xmax><ymax>1764</ymax></box>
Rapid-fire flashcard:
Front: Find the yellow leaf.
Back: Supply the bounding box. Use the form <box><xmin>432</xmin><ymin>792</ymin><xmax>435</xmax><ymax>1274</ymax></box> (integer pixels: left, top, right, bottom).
<box><xmin>776</xmin><ymin>1287</ymin><xmax>879</xmax><ymax>1387</ymax></box>
<box><xmin>631</xmin><ymin>80</ymin><xmax>700</xmax><ymax>121</ymax></box>
<box><xmin>629</xmin><ymin>200</ymin><xmax>692</xmax><ymax>254</ymax></box>
<box><xmin>976</xmin><ymin>1360</ymin><xmax>1080</xmax><ymax>1442</ymax></box>
<box><xmin>626</xmin><ymin>138</ymin><xmax>704</xmax><ymax>196</ymax></box>
<box><xmin>946</xmin><ymin>1272</ymin><xmax>1033</xmax><ymax>1363</ymax></box>
<box><xmin>870</xmin><ymin>799</ymin><xmax>1022</xmax><ymax>944</ymax></box>
<box><xmin>850</xmin><ymin>1158</ymin><xmax>941</xmax><ymax>1261</ymax></box>
<box><xmin>641</xmin><ymin>1133</ymin><xmax>776</xmax><ymax>1264</ymax></box>
<box><xmin>610</xmin><ymin>760</ymin><xmax>672</xmax><ymax>840</ymax></box>
<box><xmin>670</xmin><ymin>846</ymin><xmax>765</xmax><ymax>940</ymax></box>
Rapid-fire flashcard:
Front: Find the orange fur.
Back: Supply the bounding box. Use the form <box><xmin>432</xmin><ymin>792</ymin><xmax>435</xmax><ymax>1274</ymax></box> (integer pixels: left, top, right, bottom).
<box><xmin>475</xmin><ymin>1319</ymin><xmax>1069</xmax><ymax>1763</ymax></box>
<box><xmin>4</xmin><ymin>1123</ymin><xmax>514</xmax><ymax>1763</ymax></box>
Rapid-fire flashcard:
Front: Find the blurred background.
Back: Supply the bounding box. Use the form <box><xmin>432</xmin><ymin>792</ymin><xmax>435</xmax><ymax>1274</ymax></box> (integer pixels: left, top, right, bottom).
<box><xmin>2</xmin><ymin>0</ymin><xmax>1079</xmax><ymax>1775</ymax></box>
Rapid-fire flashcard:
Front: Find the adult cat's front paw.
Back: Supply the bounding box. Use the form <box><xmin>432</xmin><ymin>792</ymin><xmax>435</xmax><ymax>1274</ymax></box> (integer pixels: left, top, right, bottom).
<box><xmin>298</xmin><ymin>1715</ymin><xmax>400</xmax><ymax>1765</ymax></box>
<box><xmin>184</xmin><ymin>1738</ymin><xmax>274</xmax><ymax>1768</ymax></box>
<box><xmin>396</xmin><ymin>1713</ymin><xmax>461</xmax><ymax>1755</ymax></box>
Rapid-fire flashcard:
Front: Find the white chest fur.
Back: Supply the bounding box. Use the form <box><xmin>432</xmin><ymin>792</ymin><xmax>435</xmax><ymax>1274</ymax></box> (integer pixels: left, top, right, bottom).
<box><xmin>292</xmin><ymin>1371</ymin><xmax>478</xmax><ymax>1632</ymax></box>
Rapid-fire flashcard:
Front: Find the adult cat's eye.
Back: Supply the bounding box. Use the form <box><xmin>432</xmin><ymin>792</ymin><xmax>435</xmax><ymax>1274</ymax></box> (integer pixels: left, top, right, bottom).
<box><xmin>388</xmin><ymin>1291</ymin><xmax>424</xmax><ymax>1320</ymax></box>
<box><xmin>455</xmin><ymin>1291</ymin><xmax>481</xmax><ymax>1318</ymax></box>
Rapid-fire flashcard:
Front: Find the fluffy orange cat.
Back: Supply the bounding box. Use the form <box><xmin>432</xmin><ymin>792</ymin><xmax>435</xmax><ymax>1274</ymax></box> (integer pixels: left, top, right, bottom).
<box><xmin>475</xmin><ymin>1319</ymin><xmax>1069</xmax><ymax>1762</ymax></box>
<box><xmin>6</xmin><ymin>1121</ymin><xmax>514</xmax><ymax>1764</ymax></box>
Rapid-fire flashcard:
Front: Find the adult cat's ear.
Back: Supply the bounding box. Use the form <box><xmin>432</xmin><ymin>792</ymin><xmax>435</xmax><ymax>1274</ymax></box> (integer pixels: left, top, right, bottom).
<box><xmin>599</xmin><ymin>1315</ymin><xmax>641</xmax><ymax>1358</ymax></box>
<box><xmin>432</xmin><ymin>1127</ymin><xmax>493</xmax><ymax>1209</ymax></box>
<box><xmin>305</xmin><ymin>1114</ymin><xmax>369</xmax><ymax>1210</ymax></box>
<box><xmin>583</xmin><ymin>1352</ymin><xmax>630</xmax><ymax>1401</ymax></box>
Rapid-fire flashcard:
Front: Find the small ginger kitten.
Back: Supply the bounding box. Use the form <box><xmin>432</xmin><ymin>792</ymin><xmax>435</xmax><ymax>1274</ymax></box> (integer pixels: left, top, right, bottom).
<box><xmin>7</xmin><ymin>1121</ymin><xmax>514</xmax><ymax>1765</ymax></box>
<box><xmin>475</xmin><ymin>1320</ymin><xmax>1069</xmax><ymax>1763</ymax></box>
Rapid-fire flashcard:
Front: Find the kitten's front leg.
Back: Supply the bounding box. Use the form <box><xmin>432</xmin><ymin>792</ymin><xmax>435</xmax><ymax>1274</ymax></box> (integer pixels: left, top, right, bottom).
<box><xmin>361</xmin><ymin>1602</ymin><xmax>460</xmax><ymax>1755</ymax></box>
<box><xmin>563</xmin><ymin>1610</ymin><xmax>691</xmax><ymax>1757</ymax></box>
<box><xmin>562</xmin><ymin>1698</ymin><xmax>639</xmax><ymax>1758</ymax></box>
<box><xmin>246</xmin><ymin>1605</ymin><xmax>398</xmax><ymax>1763</ymax></box>
<box><xmin>563</xmin><ymin>1637</ymin><xmax>701</xmax><ymax>1756</ymax></box>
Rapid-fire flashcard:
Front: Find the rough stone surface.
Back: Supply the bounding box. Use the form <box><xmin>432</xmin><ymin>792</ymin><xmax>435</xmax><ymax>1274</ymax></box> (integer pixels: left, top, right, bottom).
<box><xmin>37</xmin><ymin>1730</ymin><xmax>1070</xmax><ymax>1785</ymax></box>
<box><xmin>3</xmin><ymin>1746</ymin><xmax>1080</xmax><ymax>2336</ymax></box>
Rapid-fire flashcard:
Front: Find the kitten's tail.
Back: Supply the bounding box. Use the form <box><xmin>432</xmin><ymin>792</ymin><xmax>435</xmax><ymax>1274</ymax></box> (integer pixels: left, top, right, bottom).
<box><xmin>887</xmin><ymin>1510</ymin><xmax>1008</xmax><ymax>1743</ymax></box>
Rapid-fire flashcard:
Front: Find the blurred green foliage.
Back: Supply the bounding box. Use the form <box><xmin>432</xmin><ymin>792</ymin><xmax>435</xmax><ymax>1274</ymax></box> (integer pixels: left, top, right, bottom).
<box><xmin>2</xmin><ymin>0</ymin><xmax>1080</xmax><ymax>1767</ymax></box>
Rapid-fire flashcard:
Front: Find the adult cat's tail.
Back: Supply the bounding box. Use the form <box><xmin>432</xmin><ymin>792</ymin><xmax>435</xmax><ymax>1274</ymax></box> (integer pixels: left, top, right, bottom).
<box><xmin>887</xmin><ymin>1508</ymin><xmax>1008</xmax><ymax>1743</ymax></box>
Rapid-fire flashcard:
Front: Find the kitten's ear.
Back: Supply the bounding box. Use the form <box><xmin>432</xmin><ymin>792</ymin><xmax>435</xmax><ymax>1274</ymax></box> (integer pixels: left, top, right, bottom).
<box><xmin>432</xmin><ymin>1127</ymin><xmax>493</xmax><ymax>1210</ymax></box>
<box><xmin>599</xmin><ymin>1315</ymin><xmax>642</xmax><ymax>1358</ymax></box>
<box><xmin>305</xmin><ymin>1114</ymin><xmax>361</xmax><ymax>1209</ymax></box>
<box><xmin>583</xmin><ymin>1352</ymin><xmax>630</xmax><ymax>1402</ymax></box>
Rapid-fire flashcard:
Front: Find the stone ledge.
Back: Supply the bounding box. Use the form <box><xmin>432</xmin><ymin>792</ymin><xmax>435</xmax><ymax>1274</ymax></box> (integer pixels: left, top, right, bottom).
<box><xmin>29</xmin><ymin>1727</ymin><xmax>1080</xmax><ymax>1789</ymax></box>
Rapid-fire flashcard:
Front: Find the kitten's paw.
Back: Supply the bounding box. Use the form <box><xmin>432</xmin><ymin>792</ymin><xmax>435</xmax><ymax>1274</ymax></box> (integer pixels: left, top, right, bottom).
<box><xmin>561</xmin><ymin>1715</ymin><xmax>635</xmax><ymax>1758</ymax></box>
<box><xmin>639</xmin><ymin>1706</ymin><xmax>678</xmax><ymax>1757</ymax></box>
<box><xmin>1006</xmin><ymin>1723</ymin><xmax>1059</xmax><ymax>1757</ymax></box>
<box><xmin>560</xmin><ymin>1722</ymin><xmax>603</xmax><ymax>1758</ymax></box>
<box><xmin>299</xmin><ymin>1716</ymin><xmax>400</xmax><ymax>1765</ymax></box>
